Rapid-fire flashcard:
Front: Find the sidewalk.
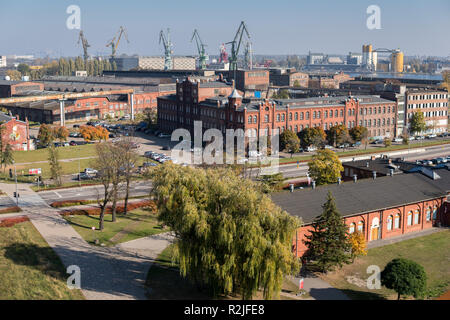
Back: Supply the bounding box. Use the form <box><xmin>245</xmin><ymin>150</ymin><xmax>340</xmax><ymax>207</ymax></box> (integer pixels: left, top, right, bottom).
<box><xmin>0</xmin><ymin>182</ymin><xmax>174</xmax><ymax>300</ymax></box>
<box><xmin>288</xmin><ymin>272</ymin><xmax>350</xmax><ymax>300</ymax></box>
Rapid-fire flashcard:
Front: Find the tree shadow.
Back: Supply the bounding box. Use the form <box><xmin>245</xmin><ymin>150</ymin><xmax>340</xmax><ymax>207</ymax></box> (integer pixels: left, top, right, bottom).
<box><xmin>338</xmin><ymin>288</ymin><xmax>386</xmax><ymax>300</ymax></box>
<box><xmin>3</xmin><ymin>243</ymin><xmax>67</xmax><ymax>281</ymax></box>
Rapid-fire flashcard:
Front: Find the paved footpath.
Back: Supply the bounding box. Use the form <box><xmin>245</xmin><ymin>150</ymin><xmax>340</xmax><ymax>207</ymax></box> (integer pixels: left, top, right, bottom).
<box><xmin>0</xmin><ymin>182</ymin><xmax>174</xmax><ymax>300</ymax></box>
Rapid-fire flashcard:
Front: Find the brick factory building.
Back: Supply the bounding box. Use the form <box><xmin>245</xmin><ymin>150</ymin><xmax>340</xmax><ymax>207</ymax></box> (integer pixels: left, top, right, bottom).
<box><xmin>0</xmin><ymin>112</ymin><xmax>32</xmax><ymax>151</ymax></box>
<box><xmin>269</xmin><ymin>69</ymin><xmax>309</xmax><ymax>87</ymax></box>
<box><xmin>158</xmin><ymin>79</ymin><xmax>397</xmax><ymax>140</ymax></box>
<box><xmin>271</xmin><ymin>166</ymin><xmax>450</xmax><ymax>258</ymax></box>
<box><xmin>219</xmin><ymin>69</ymin><xmax>270</xmax><ymax>98</ymax></box>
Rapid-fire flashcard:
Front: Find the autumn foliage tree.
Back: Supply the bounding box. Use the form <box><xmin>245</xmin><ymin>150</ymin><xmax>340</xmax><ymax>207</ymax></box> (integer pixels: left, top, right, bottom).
<box><xmin>308</xmin><ymin>149</ymin><xmax>344</xmax><ymax>185</ymax></box>
<box><xmin>348</xmin><ymin>231</ymin><xmax>367</xmax><ymax>262</ymax></box>
<box><xmin>151</xmin><ymin>163</ymin><xmax>301</xmax><ymax>299</ymax></box>
<box><xmin>298</xmin><ymin>127</ymin><xmax>326</xmax><ymax>149</ymax></box>
<box><xmin>80</xmin><ymin>126</ymin><xmax>109</xmax><ymax>142</ymax></box>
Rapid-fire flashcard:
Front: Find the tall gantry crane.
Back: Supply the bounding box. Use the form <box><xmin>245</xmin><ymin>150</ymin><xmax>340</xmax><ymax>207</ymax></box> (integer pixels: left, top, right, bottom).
<box><xmin>159</xmin><ymin>28</ymin><xmax>173</xmax><ymax>70</ymax></box>
<box><xmin>226</xmin><ymin>21</ymin><xmax>251</xmax><ymax>72</ymax></box>
<box><xmin>106</xmin><ymin>26</ymin><xmax>129</xmax><ymax>60</ymax></box>
<box><xmin>244</xmin><ymin>41</ymin><xmax>253</xmax><ymax>70</ymax></box>
<box><xmin>78</xmin><ymin>30</ymin><xmax>90</xmax><ymax>67</ymax></box>
<box><xmin>191</xmin><ymin>29</ymin><xmax>208</xmax><ymax>70</ymax></box>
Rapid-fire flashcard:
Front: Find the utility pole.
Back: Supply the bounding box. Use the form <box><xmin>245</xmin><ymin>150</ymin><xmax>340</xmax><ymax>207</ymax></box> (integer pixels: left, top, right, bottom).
<box><xmin>13</xmin><ymin>161</ymin><xmax>18</xmax><ymax>206</ymax></box>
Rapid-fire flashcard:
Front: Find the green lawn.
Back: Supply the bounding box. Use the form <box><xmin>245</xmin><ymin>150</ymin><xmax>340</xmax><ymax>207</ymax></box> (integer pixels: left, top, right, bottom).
<box><xmin>320</xmin><ymin>230</ymin><xmax>450</xmax><ymax>300</ymax></box>
<box><xmin>63</xmin><ymin>208</ymin><xmax>166</xmax><ymax>246</ymax></box>
<box><xmin>145</xmin><ymin>244</ymin><xmax>306</xmax><ymax>300</ymax></box>
<box><xmin>0</xmin><ymin>222</ymin><xmax>85</xmax><ymax>300</ymax></box>
<box><xmin>13</xmin><ymin>144</ymin><xmax>98</xmax><ymax>164</ymax></box>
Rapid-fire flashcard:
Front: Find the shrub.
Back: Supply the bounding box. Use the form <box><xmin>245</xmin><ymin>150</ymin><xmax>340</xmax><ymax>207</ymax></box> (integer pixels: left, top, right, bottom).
<box><xmin>0</xmin><ymin>206</ymin><xmax>22</xmax><ymax>215</ymax></box>
<box><xmin>59</xmin><ymin>200</ymin><xmax>155</xmax><ymax>216</ymax></box>
<box><xmin>0</xmin><ymin>216</ymin><xmax>29</xmax><ymax>228</ymax></box>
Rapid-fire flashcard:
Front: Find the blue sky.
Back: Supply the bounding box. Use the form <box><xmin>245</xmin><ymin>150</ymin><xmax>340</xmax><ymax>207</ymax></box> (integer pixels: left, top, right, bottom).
<box><xmin>0</xmin><ymin>0</ymin><xmax>449</xmax><ymax>57</ymax></box>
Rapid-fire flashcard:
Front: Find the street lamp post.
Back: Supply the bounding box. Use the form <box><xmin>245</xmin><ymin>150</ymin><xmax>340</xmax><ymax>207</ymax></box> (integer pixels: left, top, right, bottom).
<box><xmin>13</xmin><ymin>161</ymin><xmax>18</xmax><ymax>206</ymax></box>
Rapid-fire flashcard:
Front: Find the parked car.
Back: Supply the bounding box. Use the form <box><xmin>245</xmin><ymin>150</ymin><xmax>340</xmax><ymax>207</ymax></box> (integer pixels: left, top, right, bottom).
<box><xmin>392</xmin><ymin>138</ymin><xmax>403</xmax><ymax>143</ymax></box>
<box><xmin>77</xmin><ymin>172</ymin><xmax>92</xmax><ymax>180</ymax></box>
<box><xmin>69</xmin><ymin>141</ymin><xmax>77</xmax><ymax>146</ymax></box>
<box><xmin>84</xmin><ymin>168</ymin><xmax>98</xmax><ymax>176</ymax></box>
<box><xmin>426</xmin><ymin>134</ymin><xmax>437</xmax><ymax>139</ymax></box>
<box><xmin>306</xmin><ymin>146</ymin><xmax>317</xmax><ymax>152</ymax></box>
<box><xmin>143</xmin><ymin>162</ymin><xmax>158</xmax><ymax>168</ymax></box>
<box><xmin>144</xmin><ymin>151</ymin><xmax>156</xmax><ymax>158</ymax></box>
<box><xmin>416</xmin><ymin>136</ymin><xmax>425</xmax><ymax>140</ymax></box>
<box><xmin>338</xmin><ymin>143</ymin><xmax>350</xmax><ymax>149</ymax></box>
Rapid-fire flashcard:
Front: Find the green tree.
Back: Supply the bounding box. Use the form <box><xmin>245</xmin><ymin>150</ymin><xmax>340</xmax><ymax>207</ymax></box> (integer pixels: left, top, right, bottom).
<box><xmin>409</xmin><ymin>112</ymin><xmax>427</xmax><ymax>136</ymax></box>
<box><xmin>327</xmin><ymin>125</ymin><xmax>349</xmax><ymax>147</ymax></box>
<box><xmin>280</xmin><ymin>129</ymin><xmax>300</xmax><ymax>157</ymax></box>
<box><xmin>112</xmin><ymin>61</ymin><xmax>118</xmax><ymax>71</ymax></box>
<box><xmin>308</xmin><ymin>149</ymin><xmax>343</xmax><ymax>185</ymax></box>
<box><xmin>6</xmin><ymin>70</ymin><xmax>22</xmax><ymax>81</ymax></box>
<box><xmin>272</xmin><ymin>89</ymin><xmax>290</xmax><ymax>99</ymax></box>
<box><xmin>381</xmin><ymin>258</ymin><xmax>427</xmax><ymax>300</ymax></box>
<box><xmin>350</xmin><ymin>126</ymin><xmax>369</xmax><ymax>149</ymax></box>
<box><xmin>258</xmin><ymin>172</ymin><xmax>285</xmax><ymax>193</ymax></box>
<box><xmin>304</xmin><ymin>191</ymin><xmax>351</xmax><ymax>272</ymax></box>
<box><xmin>298</xmin><ymin>127</ymin><xmax>326</xmax><ymax>149</ymax></box>
<box><xmin>38</xmin><ymin>124</ymin><xmax>54</xmax><ymax>147</ymax></box>
<box><xmin>151</xmin><ymin>164</ymin><xmax>301</xmax><ymax>299</ymax></box>
<box><xmin>384</xmin><ymin>137</ymin><xmax>392</xmax><ymax>147</ymax></box>
<box><xmin>48</xmin><ymin>145</ymin><xmax>62</xmax><ymax>186</ymax></box>
<box><xmin>17</xmin><ymin>63</ymin><xmax>31</xmax><ymax>76</ymax></box>
<box><xmin>2</xmin><ymin>144</ymin><xmax>14</xmax><ymax>173</ymax></box>
<box><xmin>293</xmin><ymin>80</ymin><xmax>301</xmax><ymax>87</ymax></box>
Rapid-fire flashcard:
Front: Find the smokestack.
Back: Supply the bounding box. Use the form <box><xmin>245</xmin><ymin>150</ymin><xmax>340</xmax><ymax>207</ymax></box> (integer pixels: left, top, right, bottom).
<box><xmin>373</xmin><ymin>171</ymin><xmax>377</xmax><ymax>180</ymax></box>
<box><xmin>353</xmin><ymin>174</ymin><xmax>358</xmax><ymax>183</ymax></box>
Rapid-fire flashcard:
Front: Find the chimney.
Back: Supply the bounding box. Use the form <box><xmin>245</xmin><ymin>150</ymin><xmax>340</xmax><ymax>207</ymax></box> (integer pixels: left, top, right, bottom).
<box><xmin>289</xmin><ymin>184</ymin><xmax>294</xmax><ymax>193</ymax></box>
<box><xmin>372</xmin><ymin>171</ymin><xmax>377</xmax><ymax>180</ymax></box>
<box><xmin>312</xmin><ymin>181</ymin><xmax>316</xmax><ymax>190</ymax></box>
<box><xmin>353</xmin><ymin>174</ymin><xmax>358</xmax><ymax>183</ymax></box>
<box><xmin>389</xmin><ymin>169</ymin><xmax>394</xmax><ymax>177</ymax></box>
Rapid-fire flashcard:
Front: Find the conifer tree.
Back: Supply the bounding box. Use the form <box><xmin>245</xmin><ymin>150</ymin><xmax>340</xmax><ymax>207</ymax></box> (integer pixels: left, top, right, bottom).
<box><xmin>304</xmin><ymin>191</ymin><xmax>351</xmax><ymax>272</ymax></box>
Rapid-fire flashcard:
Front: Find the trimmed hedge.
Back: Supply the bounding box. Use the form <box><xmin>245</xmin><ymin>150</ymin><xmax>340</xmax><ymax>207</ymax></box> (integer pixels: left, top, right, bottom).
<box><xmin>0</xmin><ymin>216</ymin><xmax>29</xmax><ymax>228</ymax></box>
<box><xmin>60</xmin><ymin>200</ymin><xmax>156</xmax><ymax>216</ymax></box>
<box><xmin>0</xmin><ymin>206</ymin><xmax>22</xmax><ymax>215</ymax></box>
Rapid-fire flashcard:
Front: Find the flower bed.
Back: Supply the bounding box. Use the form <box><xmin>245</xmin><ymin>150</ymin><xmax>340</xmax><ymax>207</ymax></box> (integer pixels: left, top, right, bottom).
<box><xmin>0</xmin><ymin>207</ymin><xmax>22</xmax><ymax>215</ymax></box>
<box><xmin>0</xmin><ymin>216</ymin><xmax>29</xmax><ymax>228</ymax></box>
<box><xmin>59</xmin><ymin>200</ymin><xmax>156</xmax><ymax>216</ymax></box>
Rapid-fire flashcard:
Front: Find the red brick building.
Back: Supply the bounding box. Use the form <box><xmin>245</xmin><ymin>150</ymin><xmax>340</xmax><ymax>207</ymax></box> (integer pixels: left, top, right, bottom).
<box><xmin>0</xmin><ymin>112</ymin><xmax>32</xmax><ymax>151</ymax></box>
<box><xmin>158</xmin><ymin>79</ymin><xmax>397</xmax><ymax>139</ymax></box>
<box><xmin>271</xmin><ymin>167</ymin><xmax>450</xmax><ymax>258</ymax></box>
<box><xmin>0</xmin><ymin>80</ymin><xmax>44</xmax><ymax>98</ymax></box>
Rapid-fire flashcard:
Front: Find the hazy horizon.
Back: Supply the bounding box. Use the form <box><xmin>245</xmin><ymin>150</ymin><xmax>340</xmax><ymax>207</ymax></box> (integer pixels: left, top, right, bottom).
<box><xmin>1</xmin><ymin>0</ymin><xmax>449</xmax><ymax>58</ymax></box>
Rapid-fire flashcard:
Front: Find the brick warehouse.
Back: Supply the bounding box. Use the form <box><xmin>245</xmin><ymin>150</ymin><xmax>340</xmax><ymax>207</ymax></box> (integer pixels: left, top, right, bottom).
<box><xmin>0</xmin><ymin>112</ymin><xmax>32</xmax><ymax>151</ymax></box>
<box><xmin>0</xmin><ymin>77</ymin><xmax>176</xmax><ymax>124</ymax></box>
<box><xmin>271</xmin><ymin>166</ymin><xmax>450</xmax><ymax>258</ymax></box>
<box><xmin>158</xmin><ymin>79</ymin><xmax>397</xmax><ymax>139</ymax></box>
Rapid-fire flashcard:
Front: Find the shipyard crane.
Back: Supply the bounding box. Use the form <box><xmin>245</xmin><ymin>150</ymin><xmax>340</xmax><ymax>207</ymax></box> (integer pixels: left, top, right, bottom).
<box><xmin>159</xmin><ymin>28</ymin><xmax>173</xmax><ymax>70</ymax></box>
<box><xmin>106</xmin><ymin>26</ymin><xmax>129</xmax><ymax>60</ymax></box>
<box><xmin>77</xmin><ymin>30</ymin><xmax>90</xmax><ymax>67</ymax></box>
<box><xmin>244</xmin><ymin>41</ymin><xmax>253</xmax><ymax>70</ymax></box>
<box><xmin>191</xmin><ymin>29</ymin><xmax>208</xmax><ymax>70</ymax></box>
<box><xmin>226</xmin><ymin>21</ymin><xmax>250</xmax><ymax>73</ymax></box>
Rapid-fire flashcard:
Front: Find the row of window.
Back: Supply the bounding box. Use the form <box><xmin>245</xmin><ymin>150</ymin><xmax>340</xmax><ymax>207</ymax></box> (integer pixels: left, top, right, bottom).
<box><xmin>408</xmin><ymin>111</ymin><xmax>448</xmax><ymax>118</ymax></box>
<box><xmin>408</xmin><ymin>102</ymin><xmax>448</xmax><ymax>109</ymax></box>
<box><xmin>360</xmin><ymin>106</ymin><xmax>395</xmax><ymax>116</ymax></box>
<box><xmin>409</xmin><ymin>94</ymin><xmax>447</xmax><ymax>100</ymax></box>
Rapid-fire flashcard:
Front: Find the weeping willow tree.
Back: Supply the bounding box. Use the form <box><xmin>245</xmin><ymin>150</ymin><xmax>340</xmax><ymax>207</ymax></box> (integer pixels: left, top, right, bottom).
<box><xmin>150</xmin><ymin>163</ymin><xmax>301</xmax><ymax>300</ymax></box>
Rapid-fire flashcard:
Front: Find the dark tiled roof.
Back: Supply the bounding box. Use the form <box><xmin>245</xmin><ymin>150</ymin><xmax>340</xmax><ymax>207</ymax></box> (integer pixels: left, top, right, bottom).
<box><xmin>343</xmin><ymin>158</ymin><xmax>421</xmax><ymax>176</ymax></box>
<box><xmin>271</xmin><ymin>169</ymin><xmax>450</xmax><ymax>225</ymax></box>
<box><xmin>0</xmin><ymin>112</ymin><xmax>13</xmax><ymax>122</ymax></box>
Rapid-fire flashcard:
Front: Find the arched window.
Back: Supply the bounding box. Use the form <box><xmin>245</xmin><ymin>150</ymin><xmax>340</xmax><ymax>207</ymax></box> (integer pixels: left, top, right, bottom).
<box><xmin>394</xmin><ymin>213</ymin><xmax>400</xmax><ymax>229</ymax></box>
<box><xmin>407</xmin><ymin>211</ymin><xmax>413</xmax><ymax>226</ymax></box>
<box><xmin>426</xmin><ymin>207</ymin><xmax>432</xmax><ymax>222</ymax></box>
<box><xmin>264</xmin><ymin>115</ymin><xmax>269</xmax><ymax>123</ymax></box>
<box><xmin>277</xmin><ymin>114</ymin><xmax>280</xmax><ymax>122</ymax></box>
<box><xmin>306</xmin><ymin>112</ymin><xmax>310</xmax><ymax>120</ymax></box>
<box><xmin>387</xmin><ymin>215</ymin><xmax>393</xmax><ymax>231</ymax></box>
<box><xmin>248</xmin><ymin>116</ymin><xmax>253</xmax><ymax>124</ymax></box>
<box><xmin>295</xmin><ymin>125</ymin><xmax>298</xmax><ymax>133</ymax></box>
<box><xmin>349</xmin><ymin>223</ymin><xmax>356</xmax><ymax>234</ymax></box>
<box><xmin>313</xmin><ymin>111</ymin><xmax>316</xmax><ymax>119</ymax></box>
<box><xmin>433</xmin><ymin>206</ymin><xmax>438</xmax><ymax>220</ymax></box>
<box><xmin>281</xmin><ymin>114</ymin><xmax>285</xmax><ymax>121</ymax></box>
<box><xmin>253</xmin><ymin>116</ymin><xmax>257</xmax><ymax>123</ymax></box>
<box><xmin>357</xmin><ymin>221</ymin><xmax>364</xmax><ymax>233</ymax></box>
<box><xmin>289</xmin><ymin>113</ymin><xmax>293</xmax><ymax>121</ymax></box>
<box><xmin>300</xmin><ymin>112</ymin><xmax>304</xmax><ymax>120</ymax></box>
<box><xmin>414</xmin><ymin>210</ymin><xmax>420</xmax><ymax>225</ymax></box>
<box><xmin>295</xmin><ymin>112</ymin><xmax>298</xmax><ymax>120</ymax></box>
<box><xmin>317</xmin><ymin>111</ymin><xmax>321</xmax><ymax>119</ymax></box>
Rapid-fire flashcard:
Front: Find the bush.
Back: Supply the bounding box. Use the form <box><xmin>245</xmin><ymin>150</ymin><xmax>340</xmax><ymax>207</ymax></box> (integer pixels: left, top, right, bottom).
<box><xmin>0</xmin><ymin>207</ymin><xmax>22</xmax><ymax>215</ymax></box>
<box><xmin>0</xmin><ymin>216</ymin><xmax>29</xmax><ymax>228</ymax></box>
<box><xmin>59</xmin><ymin>200</ymin><xmax>156</xmax><ymax>216</ymax></box>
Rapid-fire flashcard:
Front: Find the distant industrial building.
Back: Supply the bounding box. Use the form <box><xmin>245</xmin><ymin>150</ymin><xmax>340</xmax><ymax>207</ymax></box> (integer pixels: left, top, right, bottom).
<box><xmin>307</xmin><ymin>52</ymin><xmax>325</xmax><ymax>65</ymax></box>
<box><xmin>269</xmin><ymin>68</ymin><xmax>309</xmax><ymax>87</ymax></box>
<box><xmin>113</xmin><ymin>56</ymin><xmax>196</xmax><ymax>71</ymax></box>
<box><xmin>0</xmin><ymin>56</ymin><xmax>6</xmax><ymax>68</ymax></box>
<box><xmin>347</xmin><ymin>52</ymin><xmax>362</xmax><ymax>65</ymax></box>
<box><xmin>218</xmin><ymin>69</ymin><xmax>270</xmax><ymax>98</ymax></box>
<box><xmin>0</xmin><ymin>80</ymin><xmax>44</xmax><ymax>98</ymax></box>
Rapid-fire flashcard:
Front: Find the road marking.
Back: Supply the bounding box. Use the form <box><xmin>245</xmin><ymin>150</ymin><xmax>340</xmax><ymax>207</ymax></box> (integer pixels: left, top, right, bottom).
<box><xmin>54</xmin><ymin>191</ymin><xmax>63</xmax><ymax>199</ymax></box>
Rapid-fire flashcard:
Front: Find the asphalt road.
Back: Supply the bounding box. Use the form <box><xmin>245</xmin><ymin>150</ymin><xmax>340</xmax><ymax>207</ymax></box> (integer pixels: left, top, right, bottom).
<box><xmin>38</xmin><ymin>180</ymin><xmax>152</xmax><ymax>204</ymax></box>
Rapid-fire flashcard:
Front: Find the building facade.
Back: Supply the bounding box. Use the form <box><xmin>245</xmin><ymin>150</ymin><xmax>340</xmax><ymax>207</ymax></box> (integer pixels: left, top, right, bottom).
<box><xmin>159</xmin><ymin>80</ymin><xmax>397</xmax><ymax>139</ymax></box>
<box><xmin>0</xmin><ymin>112</ymin><xmax>32</xmax><ymax>151</ymax></box>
